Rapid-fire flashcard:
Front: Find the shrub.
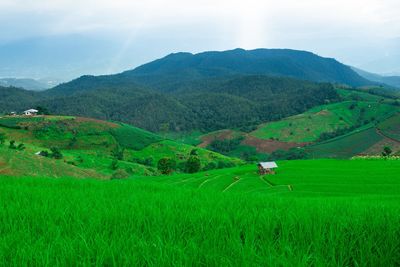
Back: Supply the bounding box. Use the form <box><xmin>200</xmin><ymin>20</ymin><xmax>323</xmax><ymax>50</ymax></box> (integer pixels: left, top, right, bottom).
<box><xmin>185</xmin><ymin>156</ymin><xmax>201</xmax><ymax>173</ymax></box>
<box><xmin>0</xmin><ymin>132</ymin><xmax>5</xmax><ymax>145</ymax></box>
<box><xmin>111</xmin><ymin>169</ymin><xmax>130</xmax><ymax>180</ymax></box>
<box><xmin>110</xmin><ymin>159</ymin><xmax>119</xmax><ymax>170</ymax></box>
<box><xmin>203</xmin><ymin>162</ymin><xmax>217</xmax><ymax>171</ymax></box>
<box><xmin>50</xmin><ymin>147</ymin><xmax>63</xmax><ymax>159</ymax></box>
<box><xmin>157</xmin><ymin>158</ymin><xmax>176</xmax><ymax>175</ymax></box>
<box><xmin>382</xmin><ymin>146</ymin><xmax>392</xmax><ymax>157</ymax></box>
<box><xmin>17</xmin><ymin>143</ymin><xmax>25</xmax><ymax>151</ymax></box>
<box><xmin>9</xmin><ymin>140</ymin><xmax>16</xmax><ymax>149</ymax></box>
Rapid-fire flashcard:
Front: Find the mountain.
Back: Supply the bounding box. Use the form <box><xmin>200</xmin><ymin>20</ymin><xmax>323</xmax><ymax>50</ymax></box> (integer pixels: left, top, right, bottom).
<box><xmin>122</xmin><ymin>48</ymin><xmax>373</xmax><ymax>89</ymax></box>
<box><xmin>0</xmin><ymin>78</ymin><xmax>51</xmax><ymax>91</ymax></box>
<box><xmin>352</xmin><ymin>67</ymin><xmax>400</xmax><ymax>89</ymax></box>
<box><xmin>0</xmin><ymin>86</ymin><xmax>40</xmax><ymax>113</ymax></box>
<box><xmin>48</xmin><ymin>48</ymin><xmax>373</xmax><ymax>96</ymax></box>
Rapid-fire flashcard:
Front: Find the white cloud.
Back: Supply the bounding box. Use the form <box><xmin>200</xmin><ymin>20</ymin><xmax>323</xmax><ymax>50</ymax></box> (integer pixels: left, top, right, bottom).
<box><xmin>0</xmin><ymin>0</ymin><xmax>399</xmax><ymax>75</ymax></box>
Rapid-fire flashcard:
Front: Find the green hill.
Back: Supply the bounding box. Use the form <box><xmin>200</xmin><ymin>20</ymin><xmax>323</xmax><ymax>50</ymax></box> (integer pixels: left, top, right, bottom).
<box><xmin>0</xmin><ymin>116</ymin><xmax>241</xmax><ymax>178</ymax></box>
<box><xmin>251</xmin><ymin>101</ymin><xmax>397</xmax><ymax>142</ymax></box>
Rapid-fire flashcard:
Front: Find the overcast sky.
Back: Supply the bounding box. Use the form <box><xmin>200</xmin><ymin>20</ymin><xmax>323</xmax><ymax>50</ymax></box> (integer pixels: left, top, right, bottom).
<box><xmin>0</xmin><ymin>0</ymin><xmax>399</xmax><ymax>80</ymax></box>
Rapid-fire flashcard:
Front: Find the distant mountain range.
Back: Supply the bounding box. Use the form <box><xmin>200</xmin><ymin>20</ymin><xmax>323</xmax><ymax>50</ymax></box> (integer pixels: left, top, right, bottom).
<box><xmin>352</xmin><ymin>68</ymin><xmax>400</xmax><ymax>88</ymax></box>
<box><xmin>0</xmin><ymin>78</ymin><xmax>52</xmax><ymax>91</ymax></box>
<box><xmin>49</xmin><ymin>48</ymin><xmax>372</xmax><ymax>96</ymax></box>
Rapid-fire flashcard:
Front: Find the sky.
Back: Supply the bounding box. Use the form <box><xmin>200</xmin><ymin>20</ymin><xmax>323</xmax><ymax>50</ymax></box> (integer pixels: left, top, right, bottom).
<box><xmin>0</xmin><ymin>0</ymin><xmax>399</xmax><ymax>81</ymax></box>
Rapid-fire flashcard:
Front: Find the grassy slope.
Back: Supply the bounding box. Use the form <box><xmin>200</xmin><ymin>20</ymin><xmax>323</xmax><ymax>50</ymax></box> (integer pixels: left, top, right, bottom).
<box><xmin>0</xmin><ymin>159</ymin><xmax>399</xmax><ymax>265</ymax></box>
<box><xmin>0</xmin><ymin>116</ymin><xmax>242</xmax><ymax>177</ymax></box>
<box><xmin>251</xmin><ymin>101</ymin><xmax>396</xmax><ymax>142</ymax></box>
<box><xmin>0</xmin><ymin>146</ymin><xmax>105</xmax><ymax>178</ymax></box>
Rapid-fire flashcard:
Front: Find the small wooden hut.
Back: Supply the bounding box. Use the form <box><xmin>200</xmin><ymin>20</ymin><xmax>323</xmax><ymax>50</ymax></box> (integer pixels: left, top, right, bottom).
<box><xmin>258</xmin><ymin>162</ymin><xmax>278</xmax><ymax>175</ymax></box>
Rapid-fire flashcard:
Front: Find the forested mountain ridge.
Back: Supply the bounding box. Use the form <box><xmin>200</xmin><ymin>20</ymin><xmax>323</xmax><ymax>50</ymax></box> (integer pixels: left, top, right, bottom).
<box><xmin>47</xmin><ymin>48</ymin><xmax>373</xmax><ymax>96</ymax></box>
<box><xmin>1</xmin><ymin>75</ymin><xmax>340</xmax><ymax>132</ymax></box>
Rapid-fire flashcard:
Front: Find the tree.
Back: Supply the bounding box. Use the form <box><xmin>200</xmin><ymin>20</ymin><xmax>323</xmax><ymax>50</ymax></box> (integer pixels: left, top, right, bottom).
<box><xmin>35</xmin><ymin>106</ymin><xmax>50</xmax><ymax>115</ymax></box>
<box><xmin>112</xmin><ymin>146</ymin><xmax>124</xmax><ymax>160</ymax></box>
<box><xmin>110</xmin><ymin>159</ymin><xmax>119</xmax><ymax>170</ymax></box>
<box><xmin>50</xmin><ymin>147</ymin><xmax>63</xmax><ymax>159</ymax></box>
<box><xmin>382</xmin><ymin>146</ymin><xmax>392</xmax><ymax>157</ymax></box>
<box><xmin>157</xmin><ymin>158</ymin><xmax>176</xmax><ymax>175</ymax></box>
<box><xmin>0</xmin><ymin>132</ymin><xmax>5</xmax><ymax>145</ymax></box>
<box><xmin>9</xmin><ymin>140</ymin><xmax>16</xmax><ymax>149</ymax></box>
<box><xmin>185</xmin><ymin>155</ymin><xmax>201</xmax><ymax>173</ymax></box>
<box><xmin>39</xmin><ymin>150</ymin><xmax>49</xmax><ymax>157</ymax></box>
<box><xmin>190</xmin><ymin>149</ymin><xmax>199</xmax><ymax>156</ymax></box>
<box><xmin>17</xmin><ymin>143</ymin><xmax>25</xmax><ymax>151</ymax></box>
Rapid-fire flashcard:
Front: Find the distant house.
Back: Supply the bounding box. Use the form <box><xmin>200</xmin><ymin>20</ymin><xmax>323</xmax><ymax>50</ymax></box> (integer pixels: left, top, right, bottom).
<box><xmin>23</xmin><ymin>109</ymin><xmax>39</xmax><ymax>116</ymax></box>
<box><xmin>258</xmin><ymin>162</ymin><xmax>278</xmax><ymax>175</ymax></box>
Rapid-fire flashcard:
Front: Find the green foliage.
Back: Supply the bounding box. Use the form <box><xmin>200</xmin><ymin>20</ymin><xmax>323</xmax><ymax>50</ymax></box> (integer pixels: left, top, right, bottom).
<box><xmin>110</xmin><ymin>124</ymin><xmax>162</xmax><ymax>150</ymax></box>
<box><xmin>35</xmin><ymin>106</ymin><xmax>50</xmax><ymax>115</ymax></box>
<box><xmin>111</xmin><ymin>169</ymin><xmax>130</xmax><ymax>180</ymax></box>
<box><xmin>157</xmin><ymin>158</ymin><xmax>177</xmax><ymax>175</ymax></box>
<box><xmin>185</xmin><ymin>155</ymin><xmax>201</xmax><ymax>173</ymax></box>
<box><xmin>268</xmin><ymin>148</ymin><xmax>309</xmax><ymax>160</ymax></box>
<box><xmin>17</xmin><ymin>143</ymin><xmax>25</xmax><ymax>151</ymax></box>
<box><xmin>50</xmin><ymin>147</ymin><xmax>63</xmax><ymax>159</ymax></box>
<box><xmin>110</xmin><ymin>159</ymin><xmax>119</xmax><ymax>170</ymax></box>
<box><xmin>9</xmin><ymin>140</ymin><xmax>16</xmax><ymax>149</ymax></box>
<box><xmin>382</xmin><ymin>146</ymin><xmax>393</xmax><ymax>157</ymax></box>
<box><xmin>111</xmin><ymin>146</ymin><xmax>125</xmax><ymax>160</ymax></box>
<box><xmin>0</xmin><ymin>132</ymin><xmax>5</xmax><ymax>145</ymax></box>
<box><xmin>208</xmin><ymin>137</ymin><xmax>244</xmax><ymax>154</ymax></box>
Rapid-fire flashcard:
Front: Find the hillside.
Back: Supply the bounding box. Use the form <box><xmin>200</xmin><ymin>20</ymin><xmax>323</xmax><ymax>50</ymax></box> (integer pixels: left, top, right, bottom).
<box><xmin>1</xmin><ymin>75</ymin><xmax>340</xmax><ymax>132</ymax></box>
<box><xmin>181</xmin><ymin>88</ymin><xmax>400</xmax><ymax>160</ymax></box>
<box><xmin>353</xmin><ymin>67</ymin><xmax>400</xmax><ymax>88</ymax></box>
<box><xmin>0</xmin><ymin>116</ymin><xmax>242</xmax><ymax>178</ymax></box>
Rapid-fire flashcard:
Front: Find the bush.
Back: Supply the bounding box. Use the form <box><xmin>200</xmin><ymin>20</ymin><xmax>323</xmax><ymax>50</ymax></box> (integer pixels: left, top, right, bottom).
<box><xmin>39</xmin><ymin>150</ymin><xmax>49</xmax><ymax>157</ymax></box>
<box><xmin>111</xmin><ymin>169</ymin><xmax>130</xmax><ymax>180</ymax></box>
<box><xmin>50</xmin><ymin>147</ymin><xmax>63</xmax><ymax>159</ymax></box>
<box><xmin>110</xmin><ymin>159</ymin><xmax>119</xmax><ymax>170</ymax></box>
<box><xmin>17</xmin><ymin>143</ymin><xmax>25</xmax><ymax>151</ymax></box>
<box><xmin>202</xmin><ymin>162</ymin><xmax>217</xmax><ymax>171</ymax></box>
<box><xmin>0</xmin><ymin>132</ymin><xmax>5</xmax><ymax>145</ymax></box>
<box><xmin>185</xmin><ymin>156</ymin><xmax>201</xmax><ymax>173</ymax></box>
<box><xmin>157</xmin><ymin>158</ymin><xmax>176</xmax><ymax>175</ymax></box>
<box><xmin>9</xmin><ymin>140</ymin><xmax>16</xmax><ymax>149</ymax></box>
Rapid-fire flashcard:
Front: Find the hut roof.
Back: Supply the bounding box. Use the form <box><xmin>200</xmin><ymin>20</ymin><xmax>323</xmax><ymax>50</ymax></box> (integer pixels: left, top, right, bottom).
<box><xmin>259</xmin><ymin>162</ymin><xmax>278</xmax><ymax>169</ymax></box>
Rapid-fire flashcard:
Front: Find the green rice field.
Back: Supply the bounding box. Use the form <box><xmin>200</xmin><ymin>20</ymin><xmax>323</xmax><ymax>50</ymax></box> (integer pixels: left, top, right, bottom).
<box><xmin>1</xmin><ymin>159</ymin><xmax>399</xmax><ymax>266</ymax></box>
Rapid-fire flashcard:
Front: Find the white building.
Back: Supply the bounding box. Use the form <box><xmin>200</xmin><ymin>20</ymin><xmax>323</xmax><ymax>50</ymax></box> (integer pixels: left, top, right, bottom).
<box><xmin>23</xmin><ymin>109</ymin><xmax>39</xmax><ymax>116</ymax></box>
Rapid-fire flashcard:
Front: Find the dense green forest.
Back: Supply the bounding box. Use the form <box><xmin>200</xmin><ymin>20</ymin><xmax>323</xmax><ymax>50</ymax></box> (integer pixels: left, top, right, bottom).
<box><xmin>0</xmin><ymin>75</ymin><xmax>340</xmax><ymax>132</ymax></box>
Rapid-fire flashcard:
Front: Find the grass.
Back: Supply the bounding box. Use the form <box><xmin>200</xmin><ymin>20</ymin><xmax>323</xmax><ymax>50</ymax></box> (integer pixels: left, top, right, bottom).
<box><xmin>251</xmin><ymin>101</ymin><xmax>396</xmax><ymax>142</ymax></box>
<box><xmin>378</xmin><ymin>113</ymin><xmax>400</xmax><ymax>141</ymax></box>
<box><xmin>0</xmin><ymin>159</ymin><xmax>399</xmax><ymax>265</ymax></box>
<box><xmin>0</xmin><ymin>116</ymin><xmax>242</xmax><ymax>178</ymax></box>
<box><xmin>111</xmin><ymin>123</ymin><xmax>162</xmax><ymax>150</ymax></box>
<box><xmin>306</xmin><ymin>127</ymin><xmax>383</xmax><ymax>158</ymax></box>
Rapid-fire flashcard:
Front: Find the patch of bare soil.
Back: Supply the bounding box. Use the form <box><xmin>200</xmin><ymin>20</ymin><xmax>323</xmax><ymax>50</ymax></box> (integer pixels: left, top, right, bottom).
<box><xmin>242</xmin><ymin>135</ymin><xmax>308</xmax><ymax>153</ymax></box>
<box><xmin>316</xmin><ymin>110</ymin><xmax>330</xmax><ymax>116</ymax></box>
<box><xmin>362</xmin><ymin>137</ymin><xmax>400</xmax><ymax>155</ymax></box>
